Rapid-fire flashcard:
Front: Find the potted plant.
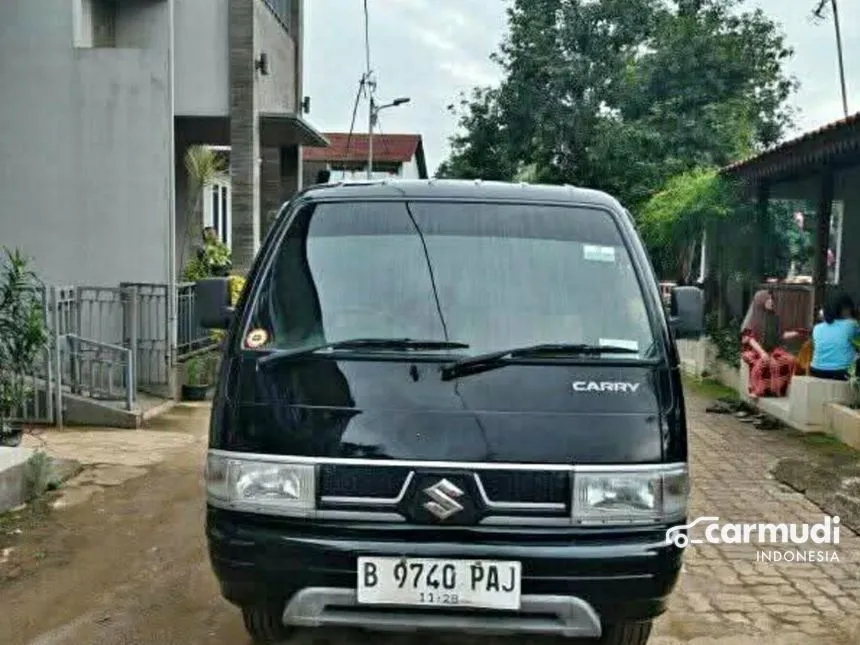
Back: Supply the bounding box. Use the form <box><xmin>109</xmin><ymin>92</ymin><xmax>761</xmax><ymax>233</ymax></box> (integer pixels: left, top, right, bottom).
<box><xmin>182</xmin><ymin>353</ymin><xmax>217</xmax><ymax>401</ymax></box>
<box><xmin>0</xmin><ymin>249</ymin><xmax>49</xmax><ymax>447</ymax></box>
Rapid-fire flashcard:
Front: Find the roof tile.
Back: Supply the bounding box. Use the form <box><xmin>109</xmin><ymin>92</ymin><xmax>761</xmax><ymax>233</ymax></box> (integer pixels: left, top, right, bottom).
<box><xmin>303</xmin><ymin>133</ymin><xmax>422</xmax><ymax>164</ymax></box>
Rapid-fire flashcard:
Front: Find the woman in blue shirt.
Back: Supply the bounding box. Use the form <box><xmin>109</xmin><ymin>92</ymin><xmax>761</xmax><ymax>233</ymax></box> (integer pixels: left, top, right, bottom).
<box><xmin>810</xmin><ymin>293</ymin><xmax>860</xmax><ymax>381</ymax></box>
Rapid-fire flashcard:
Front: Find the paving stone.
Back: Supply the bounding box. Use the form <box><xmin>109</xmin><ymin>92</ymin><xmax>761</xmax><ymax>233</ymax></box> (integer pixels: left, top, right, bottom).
<box><xmin>657</xmin><ymin>394</ymin><xmax>860</xmax><ymax>642</ymax></box>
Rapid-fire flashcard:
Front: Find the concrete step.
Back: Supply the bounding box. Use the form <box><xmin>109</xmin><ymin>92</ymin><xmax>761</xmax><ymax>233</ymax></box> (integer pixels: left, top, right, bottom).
<box><xmin>0</xmin><ymin>447</ymin><xmax>33</xmax><ymax>513</ymax></box>
<box><xmin>62</xmin><ymin>392</ymin><xmax>176</xmax><ymax>429</ymax></box>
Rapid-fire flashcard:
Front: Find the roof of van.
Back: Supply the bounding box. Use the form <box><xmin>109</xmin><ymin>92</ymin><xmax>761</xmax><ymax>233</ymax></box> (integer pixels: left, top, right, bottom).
<box><xmin>300</xmin><ymin>178</ymin><xmax>623</xmax><ymax>208</ymax></box>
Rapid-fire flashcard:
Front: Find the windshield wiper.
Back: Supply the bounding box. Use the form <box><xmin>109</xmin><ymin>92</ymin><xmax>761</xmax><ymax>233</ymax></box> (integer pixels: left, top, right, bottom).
<box><xmin>440</xmin><ymin>343</ymin><xmax>639</xmax><ymax>381</ymax></box>
<box><xmin>258</xmin><ymin>338</ymin><xmax>470</xmax><ymax>368</ymax></box>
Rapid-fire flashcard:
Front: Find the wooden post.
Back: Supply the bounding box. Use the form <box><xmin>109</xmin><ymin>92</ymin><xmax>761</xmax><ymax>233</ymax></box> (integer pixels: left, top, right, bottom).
<box><xmin>754</xmin><ymin>181</ymin><xmax>771</xmax><ymax>279</ymax></box>
<box><xmin>813</xmin><ymin>169</ymin><xmax>834</xmax><ymax>315</ymax></box>
<box><xmin>744</xmin><ymin>180</ymin><xmax>771</xmax><ymax>312</ymax></box>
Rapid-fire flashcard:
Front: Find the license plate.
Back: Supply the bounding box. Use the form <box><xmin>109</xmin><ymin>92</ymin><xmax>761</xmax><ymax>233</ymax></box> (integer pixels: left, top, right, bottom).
<box><xmin>357</xmin><ymin>557</ymin><xmax>522</xmax><ymax>610</ymax></box>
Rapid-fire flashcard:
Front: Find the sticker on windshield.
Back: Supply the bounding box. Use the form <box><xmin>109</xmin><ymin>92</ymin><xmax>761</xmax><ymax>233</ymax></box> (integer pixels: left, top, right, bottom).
<box><xmin>583</xmin><ymin>245</ymin><xmax>616</xmax><ymax>263</ymax></box>
<box><xmin>599</xmin><ymin>338</ymin><xmax>639</xmax><ymax>353</ymax></box>
<box><xmin>245</xmin><ymin>329</ymin><xmax>269</xmax><ymax>348</ymax></box>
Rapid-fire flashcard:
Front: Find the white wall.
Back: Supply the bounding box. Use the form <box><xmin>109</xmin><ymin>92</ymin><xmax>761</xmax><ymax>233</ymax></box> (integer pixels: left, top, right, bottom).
<box><xmin>174</xmin><ymin>0</ymin><xmax>230</xmax><ymax>116</ymax></box>
<box><xmin>0</xmin><ymin>0</ymin><xmax>172</xmax><ymax>286</ymax></box>
<box><xmin>254</xmin><ymin>0</ymin><xmax>298</xmax><ymax>114</ymax></box>
<box><xmin>399</xmin><ymin>154</ymin><xmax>422</xmax><ymax>179</ymax></box>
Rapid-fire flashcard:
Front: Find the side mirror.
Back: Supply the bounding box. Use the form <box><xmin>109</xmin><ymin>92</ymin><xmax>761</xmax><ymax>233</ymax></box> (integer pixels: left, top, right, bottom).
<box><xmin>196</xmin><ymin>278</ymin><xmax>233</xmax><ymax>329</ymax></box>
<box><xmin>669</xmin><ymin>286</ymin><xmax>704</xmax><ymax>340</ymax></box>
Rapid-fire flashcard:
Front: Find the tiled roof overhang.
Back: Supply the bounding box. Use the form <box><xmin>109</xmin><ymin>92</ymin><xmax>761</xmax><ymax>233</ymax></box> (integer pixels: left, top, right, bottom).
<box><xmin>721</xmin><ymin>112</ymin><xmax>860</xmax><ymax>183</ymax></box>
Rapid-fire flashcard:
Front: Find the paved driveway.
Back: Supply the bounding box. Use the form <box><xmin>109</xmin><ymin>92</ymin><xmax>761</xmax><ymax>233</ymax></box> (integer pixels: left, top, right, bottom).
<box><xmin>1</xmin><ymin>396</ymin><xmax>859</xmax><ymax>645</ymax></box>
<box><xmin>651</xmin><ymin>399</ymin><xmax>860</xmax><ymax>644</ymax></box>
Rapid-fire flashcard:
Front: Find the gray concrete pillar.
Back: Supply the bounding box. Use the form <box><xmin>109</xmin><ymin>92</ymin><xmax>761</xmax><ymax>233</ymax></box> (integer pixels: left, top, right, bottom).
<box><xmin>229</xmin><ymin>0</ymin><xmax>260</xmax><ymax>274</ymax></box>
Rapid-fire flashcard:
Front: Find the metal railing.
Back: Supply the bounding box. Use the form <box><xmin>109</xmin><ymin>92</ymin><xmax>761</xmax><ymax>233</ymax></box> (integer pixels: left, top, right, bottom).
<box><xmin>177</xmin><ymin>282</ymin><xmax>217</xmax><ymax>358</ymax></box>
<box><xmin>120</xmin><ymin>282</ymin><xmax>170</xmax><ymax>388</ymax></box>
<box><xmin>12</xmin><ymin>280</ymin><xmax>213</xmax><ymax>424</ymax></box>
<box><xmin>62</xmin><ymin>334</ymin><xmax>135</xmax><ymax>410</ymax></box>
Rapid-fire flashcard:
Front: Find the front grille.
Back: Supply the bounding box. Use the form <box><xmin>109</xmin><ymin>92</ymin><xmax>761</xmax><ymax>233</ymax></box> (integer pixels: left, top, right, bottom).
<box><xmin>318</xmin><ymin>464</ymin><xmax>568</xmax><ymax>506</ymax></box>
<box><xmin>319</xmin><ymin>464</ymin><xmax>410</xmax><ymax>499</ymax></box>
<box><xmin>479</xmin><ymin>470</ymin><xmax>569</xmax><ymax>505</ymax></box>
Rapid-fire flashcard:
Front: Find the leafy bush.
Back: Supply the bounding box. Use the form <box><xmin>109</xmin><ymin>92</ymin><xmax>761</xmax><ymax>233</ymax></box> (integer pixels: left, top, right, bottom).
<box><xmin>849</xmin><ymin>340</ymin><xmax>860</xmax><ymax>409</ymax></box>
<box><xmin>183</xmin><ymin>239</ymin><xmax>232</xmax><ymax>281</ymax></box>
<box><xmin>228</xmin><ymin>275</ymin><xmax>246</xmax><ymax>306</ymax></box>
<box><xmin>705</xmin><ymin>312</ymin><xmax>741</xmax><ymax>367</ymax></box>
<box><xmin>186</xmin><ymin>353</ymin><xmax>218</xmax><ymax>386</ymax></box>
<box><xmin>639</xmin><ymin>167</ymin><xmax>737</xmax><ymax>283</ymax></box>
<box><xmin>0</xmin><ymin>249</ymin><xmax>49</xmax><ymax>423</ymax></box>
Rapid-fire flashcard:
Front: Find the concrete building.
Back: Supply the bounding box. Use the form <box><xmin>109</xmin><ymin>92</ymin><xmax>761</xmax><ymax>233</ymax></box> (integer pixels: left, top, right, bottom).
<box><xmin>0</xmin><ymin>0</ymin><xmax>326</xmax><ymax>285</ymax></box>
<box><xmin>0</xmin><ymin>0</ymin><xmax>325</xmax><ymax>423</ymax></box>
<box><xmin>302</xmin><ymin>133</ymin><xmax>429</xmax><ymax>185</ymax></box>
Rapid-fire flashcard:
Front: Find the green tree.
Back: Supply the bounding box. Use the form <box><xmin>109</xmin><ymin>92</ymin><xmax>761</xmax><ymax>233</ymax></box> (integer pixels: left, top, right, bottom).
<box><xmin>438</xmin><ymin>0</ymin><xmax>796</xmax><ymax>211</ymax></box>
<box><xmin>639</xmin><ymin>167</ymin><xmax>738</xmax><ymax>282</ymax></box>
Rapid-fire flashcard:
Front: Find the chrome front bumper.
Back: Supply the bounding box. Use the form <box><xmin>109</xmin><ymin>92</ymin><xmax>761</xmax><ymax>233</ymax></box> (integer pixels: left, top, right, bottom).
<box><xmin>282</xmin><ymin>587</ymin><xmax>603</xmax><ymax>637</ymax></box>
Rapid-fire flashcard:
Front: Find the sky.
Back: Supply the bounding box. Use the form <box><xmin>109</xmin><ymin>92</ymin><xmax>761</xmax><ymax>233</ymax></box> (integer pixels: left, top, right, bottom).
<box><xmin>304</xmin><ymin>0</ymin><xmax>860</xmax><ymax>175</ymax></box>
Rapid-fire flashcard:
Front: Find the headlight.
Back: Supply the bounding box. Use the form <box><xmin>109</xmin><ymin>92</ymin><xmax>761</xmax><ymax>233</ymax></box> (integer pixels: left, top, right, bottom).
<box><xmin>572</xmin><ymin>466</ymin><xmax>688</xmax><ymax>525</ymax></box>
<box><xmin>206</xmin><ymin>453</ymin><xmax>316</xmax><ymax>516</ymax></box>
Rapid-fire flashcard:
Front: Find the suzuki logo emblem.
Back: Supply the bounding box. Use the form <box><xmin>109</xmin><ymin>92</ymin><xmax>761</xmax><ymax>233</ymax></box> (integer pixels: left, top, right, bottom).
<box><xmin>423</xmin><ymin>478</ymin><xmax>464</xmax><ymax>520</ymax></box>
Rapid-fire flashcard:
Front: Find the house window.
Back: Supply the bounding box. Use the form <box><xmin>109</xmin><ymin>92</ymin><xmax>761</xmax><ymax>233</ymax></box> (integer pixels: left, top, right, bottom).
<box><xmin>203</xmin><ymin>177</ymin><xmax>232</xmax><ymax>249</ymax></box>
<box><xmin>262</xmin><ymin>0</ymin><xmax>292</xmax><ymax>31</ymax></box>
<box><xmin>74</xmin><ymin>0</ymin><xmax>117</xmax><ymax>48</ymax></box>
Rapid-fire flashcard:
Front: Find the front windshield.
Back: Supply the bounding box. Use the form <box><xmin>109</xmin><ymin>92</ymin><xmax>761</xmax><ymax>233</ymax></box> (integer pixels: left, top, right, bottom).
<box><xmin>247</xmin><ymin>200</ymin><xmax>656</xmax><ymax>359</ymax></box>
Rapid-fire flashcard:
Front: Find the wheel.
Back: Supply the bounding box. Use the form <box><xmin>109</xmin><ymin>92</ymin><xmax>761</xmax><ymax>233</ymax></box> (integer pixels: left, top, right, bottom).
<box><xmin>241</xmin><ymin>604</ymin><xmax>294</xmax><ymax>644</ymax></box>
<box><xmin>596</xmin><ymin>620</ymin><xmax>653</xmax><ymax>645</ymax></box>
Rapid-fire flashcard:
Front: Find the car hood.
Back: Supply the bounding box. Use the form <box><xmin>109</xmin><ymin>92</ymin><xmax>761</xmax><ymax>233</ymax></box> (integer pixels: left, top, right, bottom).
<box><xmin>220</xmin><ymin>356</ymin><xmax>681</xmax><ymax>464</ymax></box>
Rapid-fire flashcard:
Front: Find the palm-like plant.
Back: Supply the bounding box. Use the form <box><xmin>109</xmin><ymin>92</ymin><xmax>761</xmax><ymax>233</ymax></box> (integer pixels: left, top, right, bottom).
<box><xmin>180</xmin><ymin>145</ymin><xmax>228</xmax><ymax>278</ymax></box>
<box><xmin>0</xmin><ymin>249</ymin><xmax>49</xmax><ymax>443</ymax></box>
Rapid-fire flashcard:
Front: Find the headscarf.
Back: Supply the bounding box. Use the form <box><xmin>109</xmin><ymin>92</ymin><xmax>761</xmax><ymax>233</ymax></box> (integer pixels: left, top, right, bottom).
<box><xmin>742</xmin><ymin>289</ymin><xmax>781</xmax><ymax>352</ymax></box>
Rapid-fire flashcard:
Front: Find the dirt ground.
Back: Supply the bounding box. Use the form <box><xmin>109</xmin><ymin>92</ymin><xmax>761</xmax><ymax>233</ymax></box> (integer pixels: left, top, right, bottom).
<box><xmin>1</xmin><ymin>398</ymin><xmax>859</xmax><ymax>645</ymax></box>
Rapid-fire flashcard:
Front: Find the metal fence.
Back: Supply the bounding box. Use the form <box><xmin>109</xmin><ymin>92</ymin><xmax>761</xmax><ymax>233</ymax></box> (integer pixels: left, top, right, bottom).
<box><xmin>120</xmin><ymin>282</ymin><xmax>170</xmax><ymax>389</ymax></box>
<box><xmin>62</xmin><ymin>334</ymin><xmax>135</xmax><ymax>410</ymax></box>
<box><xmin>177</xmin><ymin>282</ymin><xmax>217</xmax><ymax>358</ymax></box>
<box><xmin>11</xmin><ymin>280</ymin><xmax>213</xmax><ymax>425</ymax></box>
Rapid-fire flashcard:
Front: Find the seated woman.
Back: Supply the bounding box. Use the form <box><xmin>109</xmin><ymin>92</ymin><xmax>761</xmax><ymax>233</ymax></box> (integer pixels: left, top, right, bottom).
<box><xmin>810</xmin><ymin>293</ymin><xmax>859</xmax><ymax>381</ymax></box>
<box><xmin>741</xmin><ymin>290</ymin><xmax>800</xmax><ymax>398</ymax></box>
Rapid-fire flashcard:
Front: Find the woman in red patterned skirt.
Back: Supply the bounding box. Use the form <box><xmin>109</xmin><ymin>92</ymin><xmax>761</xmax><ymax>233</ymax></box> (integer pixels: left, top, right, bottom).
<box><xmin>741</xmin><ymin>290</ymin><xmax>800</xmax><ymax>398</ymax></box>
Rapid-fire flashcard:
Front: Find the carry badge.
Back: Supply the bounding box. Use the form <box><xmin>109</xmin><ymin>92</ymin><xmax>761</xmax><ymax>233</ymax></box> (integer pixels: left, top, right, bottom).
<box><xmin>245</xmin><ymin>328</ymin><xmax>269</xmax><ymax>348</ymax></box>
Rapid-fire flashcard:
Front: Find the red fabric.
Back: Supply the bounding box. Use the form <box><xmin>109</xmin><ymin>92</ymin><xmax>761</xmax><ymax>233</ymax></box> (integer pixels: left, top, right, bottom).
<box><xmin>741</xmin><ymin>329</ymin><xmax>796</xmax><ymax>397</ymax></box>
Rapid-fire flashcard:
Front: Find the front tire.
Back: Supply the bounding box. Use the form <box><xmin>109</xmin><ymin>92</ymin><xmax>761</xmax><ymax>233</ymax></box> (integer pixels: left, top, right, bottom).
<box><xmin>241</xmin><ymin>604</ymin><xmax>294</xmax><ymax>644</ymax></box>
<box><xmin>598</xmin><ymin>620</ymin><xmax>653</xmax><ymax>645</ymax></box>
